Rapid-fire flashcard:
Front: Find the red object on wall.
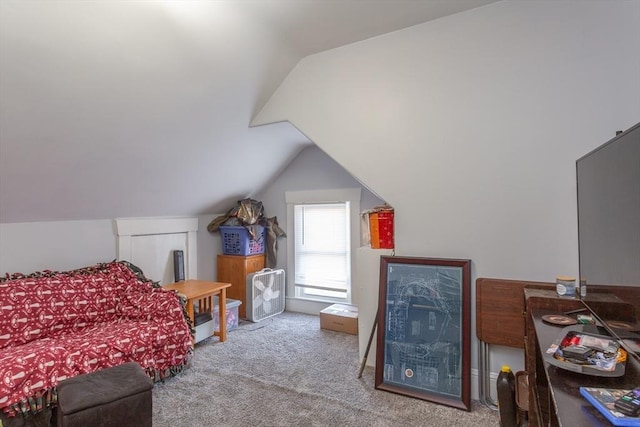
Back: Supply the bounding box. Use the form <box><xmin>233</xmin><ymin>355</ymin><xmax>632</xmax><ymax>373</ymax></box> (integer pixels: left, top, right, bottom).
<box><xmin>369</xmin><ymin>209</ymin><xmax>394</xmax><ymax>249</ymax></box>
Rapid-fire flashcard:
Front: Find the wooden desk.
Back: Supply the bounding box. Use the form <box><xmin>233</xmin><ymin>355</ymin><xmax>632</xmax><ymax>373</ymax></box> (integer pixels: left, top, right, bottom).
<box><xmin>163</xmin><ymin>280</ymin><xmax>232</xmax><ymax>342</ymax></box>
<box><xmin>524</xmin><ymin>288</ymin><xmax>640</xmax><ymax>426</ymax></box>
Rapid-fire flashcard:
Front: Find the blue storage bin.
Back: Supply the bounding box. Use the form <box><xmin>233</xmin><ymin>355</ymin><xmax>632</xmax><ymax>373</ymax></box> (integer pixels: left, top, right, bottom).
<box><xmin>219</xmin><ymin>225</ymin><xmax>265</xmax><ymax>255</ymax></box>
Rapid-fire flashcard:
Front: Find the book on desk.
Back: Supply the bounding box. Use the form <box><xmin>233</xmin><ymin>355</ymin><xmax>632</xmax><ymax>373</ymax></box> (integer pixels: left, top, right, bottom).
<box><xmin>580</xmin><ymin>387</ymin><xmax>640</xmax><ymax>426</ymax></box>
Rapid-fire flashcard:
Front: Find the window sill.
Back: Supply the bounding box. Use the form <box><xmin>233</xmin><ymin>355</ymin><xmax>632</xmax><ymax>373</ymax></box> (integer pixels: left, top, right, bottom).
<box><xmin>285</xmin><ymin>297</ymin><xmax>336</xmax><ymax>316</ymax></box>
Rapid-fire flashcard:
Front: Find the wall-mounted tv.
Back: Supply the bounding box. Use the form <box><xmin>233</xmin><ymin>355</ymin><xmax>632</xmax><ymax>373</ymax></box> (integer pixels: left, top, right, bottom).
<box><xmin>577</xmin><ymin>121</ymin><xmax>640</xmax><ymax>363</ymax></box>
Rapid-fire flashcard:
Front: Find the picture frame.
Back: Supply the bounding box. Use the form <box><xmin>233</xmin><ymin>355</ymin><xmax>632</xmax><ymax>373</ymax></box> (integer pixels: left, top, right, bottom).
<box><xmin>375</xmin><ymin>256</ymin><xmax>471</xmax><ymax>411</ymax></box>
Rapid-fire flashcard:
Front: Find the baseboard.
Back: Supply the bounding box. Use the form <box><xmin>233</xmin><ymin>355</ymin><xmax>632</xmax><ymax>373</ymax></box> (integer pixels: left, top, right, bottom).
<box><xmin>472</xmin><ymin>368</ymin><xmax>498</xmax><ymax>403</ymax></box>
<box><xmin>285</xmin><ymin>297</ymin><xmax>332</xmax><ymax>315</ymax></box>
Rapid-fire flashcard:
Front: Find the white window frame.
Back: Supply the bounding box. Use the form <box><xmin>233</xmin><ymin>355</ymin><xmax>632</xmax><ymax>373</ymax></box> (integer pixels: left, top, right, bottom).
<box><xmin>285</xmin><ymin>189</ymin><xmax>361</xmax><ymax>310</ymax></box>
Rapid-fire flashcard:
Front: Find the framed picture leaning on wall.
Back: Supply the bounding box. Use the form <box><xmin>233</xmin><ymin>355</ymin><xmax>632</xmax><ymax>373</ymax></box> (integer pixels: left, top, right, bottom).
<box><xmin>375</xmin><ymin>256</ymin><xmax>471</xmax><ymax>411</ymax></box>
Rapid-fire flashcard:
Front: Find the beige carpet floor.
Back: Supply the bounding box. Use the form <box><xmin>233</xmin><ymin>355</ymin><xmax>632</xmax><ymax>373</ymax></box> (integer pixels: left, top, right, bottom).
<box><xmin>152</xmin><ymin>311</ymin><xmax>499</xmax><ymax>427</ymax></box>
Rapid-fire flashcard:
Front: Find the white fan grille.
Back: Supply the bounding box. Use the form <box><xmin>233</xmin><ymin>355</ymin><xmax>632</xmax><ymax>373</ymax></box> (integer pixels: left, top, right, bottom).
<box><xmin>246</xmin><ymin>268</ymin><xmax>286</xmax><ymax>322</ymax></box>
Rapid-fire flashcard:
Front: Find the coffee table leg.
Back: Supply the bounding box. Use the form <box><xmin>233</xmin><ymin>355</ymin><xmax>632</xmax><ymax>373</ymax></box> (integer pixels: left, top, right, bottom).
<box><xmin>185</xmin><ymin>298</ymin><xmax>195</xmax><ymax>344</ymax></box>
<box><xmin>186</xmin><ymin>299</ymin><xmax>195</xmax><ymax>325</ymax></box>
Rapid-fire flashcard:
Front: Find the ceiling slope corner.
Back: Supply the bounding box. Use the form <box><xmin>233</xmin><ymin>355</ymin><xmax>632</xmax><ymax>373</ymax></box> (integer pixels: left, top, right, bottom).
<box><xmin>250</xmin><ymin>81</ymin><xmax>293</xmax><ymax>127</ymax></box>
<box><xmin>249</xmin><ymin>53</ymin><xmax>318</xmax><ymax>128</ymax></box>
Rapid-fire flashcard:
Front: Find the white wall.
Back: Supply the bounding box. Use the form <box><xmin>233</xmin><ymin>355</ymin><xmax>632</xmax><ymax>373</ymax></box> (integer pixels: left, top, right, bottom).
<box><xmin>253</xmin><ymin>0</ymin><xmax>640</xmax><ymax>375</ymax></box>
<box><xmin>198</xmin><ymin>214</ymin><xmax>223</xmax><ymax>281</ymax></box>
<box><xmin>0</xmin><ymin>216</ymin><xmax>222</xmax><ymax>281</ymax></box>
<box><xmin>0</xmin><ymin>220</ymin><xmax>116</xmax><ymax>274</ymax></box>
<box><xmin>255</xmin><ymin>145</ymin><xmax>385</xmax><ymax>270</ymax></box>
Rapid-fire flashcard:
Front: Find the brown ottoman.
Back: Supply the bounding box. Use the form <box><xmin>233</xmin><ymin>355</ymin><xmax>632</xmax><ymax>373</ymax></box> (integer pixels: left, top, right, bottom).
<box><xmin>56</xmin><ymin>362</ymin><xmax>153</xmax><ymax>427</ymax></box>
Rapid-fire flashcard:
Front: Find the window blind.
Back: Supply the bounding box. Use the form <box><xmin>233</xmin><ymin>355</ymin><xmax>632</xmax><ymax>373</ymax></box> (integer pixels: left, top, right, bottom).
<box><xmin>293</xmin><ymin>202</ymin><xmax>350</xmax><ymax>292</ymax></box>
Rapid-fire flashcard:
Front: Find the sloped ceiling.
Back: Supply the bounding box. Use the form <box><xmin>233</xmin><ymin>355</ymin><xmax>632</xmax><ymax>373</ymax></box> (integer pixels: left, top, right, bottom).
<box><xmin>0</xmin><ymin>0</ymin><xmax>498</xmax><ymax>224</ymax></box>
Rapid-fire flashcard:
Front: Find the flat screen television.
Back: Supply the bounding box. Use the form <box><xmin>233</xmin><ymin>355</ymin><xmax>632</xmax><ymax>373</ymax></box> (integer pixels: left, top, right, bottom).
<box><xmin>576</xmin><ymin>121</ymin><xmax>640</xmax><ymax>364</ymax></box>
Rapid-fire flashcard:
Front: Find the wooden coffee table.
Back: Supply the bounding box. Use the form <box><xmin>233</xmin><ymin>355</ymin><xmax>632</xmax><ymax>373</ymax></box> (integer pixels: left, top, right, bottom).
<box><xmin>163</xmin><ymin>280</ymin><xmax>232</xmax><ymax>342</ymax></box>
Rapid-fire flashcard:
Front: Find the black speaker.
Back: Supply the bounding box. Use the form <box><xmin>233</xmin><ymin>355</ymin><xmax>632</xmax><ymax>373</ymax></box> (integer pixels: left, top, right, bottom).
<box><xmin>173</xmin><ymin>250</ymin><xmax>185</xmax><ymax>282</ymax></box>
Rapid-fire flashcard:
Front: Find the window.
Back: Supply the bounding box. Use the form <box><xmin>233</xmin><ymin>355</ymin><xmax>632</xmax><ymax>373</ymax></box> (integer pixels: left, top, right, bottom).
<box><xmin>294</xmin><ymin>202</ymin><xmax>350</xmax><ymax>300</ymax></box>
<box><xmin>285</xmin><ymin>189</ymin><xmax>361</xmax><ymax>306</ymax></box>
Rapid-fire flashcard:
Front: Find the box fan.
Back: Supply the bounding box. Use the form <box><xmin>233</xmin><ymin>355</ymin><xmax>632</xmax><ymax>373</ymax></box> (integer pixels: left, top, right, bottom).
<box><xmin>245</xmin><ymin>268</ymin><xmax>285</xmax><ymax>322</ymax></box>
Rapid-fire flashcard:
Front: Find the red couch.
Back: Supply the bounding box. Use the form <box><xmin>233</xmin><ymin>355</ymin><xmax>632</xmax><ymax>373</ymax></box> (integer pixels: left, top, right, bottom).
<box><xmin>0</xmin><ymin>261</ymin><xmax>193</xmax><ymax>419</ymax></box>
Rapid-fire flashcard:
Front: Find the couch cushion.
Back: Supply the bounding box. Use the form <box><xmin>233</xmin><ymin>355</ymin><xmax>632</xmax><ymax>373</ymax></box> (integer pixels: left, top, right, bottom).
<box><xmin>0</xmin><ymin>274</ymin><xmax>120</xmax><ymax>349</ymax></box>
<box><xmin>0</xmin><ymin>338</ymin><xmax>70</xmax><ymax>410</ymax></box>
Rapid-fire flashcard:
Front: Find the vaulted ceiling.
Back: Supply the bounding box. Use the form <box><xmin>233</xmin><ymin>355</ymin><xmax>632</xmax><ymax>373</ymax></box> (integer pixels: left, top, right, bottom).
<box><xmin>0</xmin><ymin>0</ymin><xmax>498</xmax><ymax>223</ymax></box>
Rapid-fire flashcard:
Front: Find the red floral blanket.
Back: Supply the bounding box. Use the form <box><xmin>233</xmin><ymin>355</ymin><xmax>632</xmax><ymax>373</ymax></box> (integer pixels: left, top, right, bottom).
<box><xmin>0</xmin><ymin>261</ymin><xmax>193</xmax><ymax>417</ymax></box>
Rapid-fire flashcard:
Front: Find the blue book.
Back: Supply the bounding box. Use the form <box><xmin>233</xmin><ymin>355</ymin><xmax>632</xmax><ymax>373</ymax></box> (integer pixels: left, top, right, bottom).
<box><xmin>580</xmin><ymin>387</ymin><xmax>640</xmax><ymax>426</ymax></box>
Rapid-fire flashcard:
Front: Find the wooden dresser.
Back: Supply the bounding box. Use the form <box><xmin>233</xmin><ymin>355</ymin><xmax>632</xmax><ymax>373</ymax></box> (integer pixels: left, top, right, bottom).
<box><xmin>476</xmin><ymin>278</ymin><xmax>640</xmax><ymax>425</ymax></box>
<box><xmin>524</xmin><ymin>288</ymin><xmax>640</xmax><ymax>426</ymax></box>
<box><xmin>217</xmin><ymin>254</ymin><xmax>265</xmax><ymax>319</ymax></box>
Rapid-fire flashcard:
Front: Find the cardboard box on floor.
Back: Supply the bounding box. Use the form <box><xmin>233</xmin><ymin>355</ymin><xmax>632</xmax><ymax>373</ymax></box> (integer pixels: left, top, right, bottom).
<box><xmin>320</xmin><ymin>304</ymin><xmax>358</xmax><ymax>335</ymax></box>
